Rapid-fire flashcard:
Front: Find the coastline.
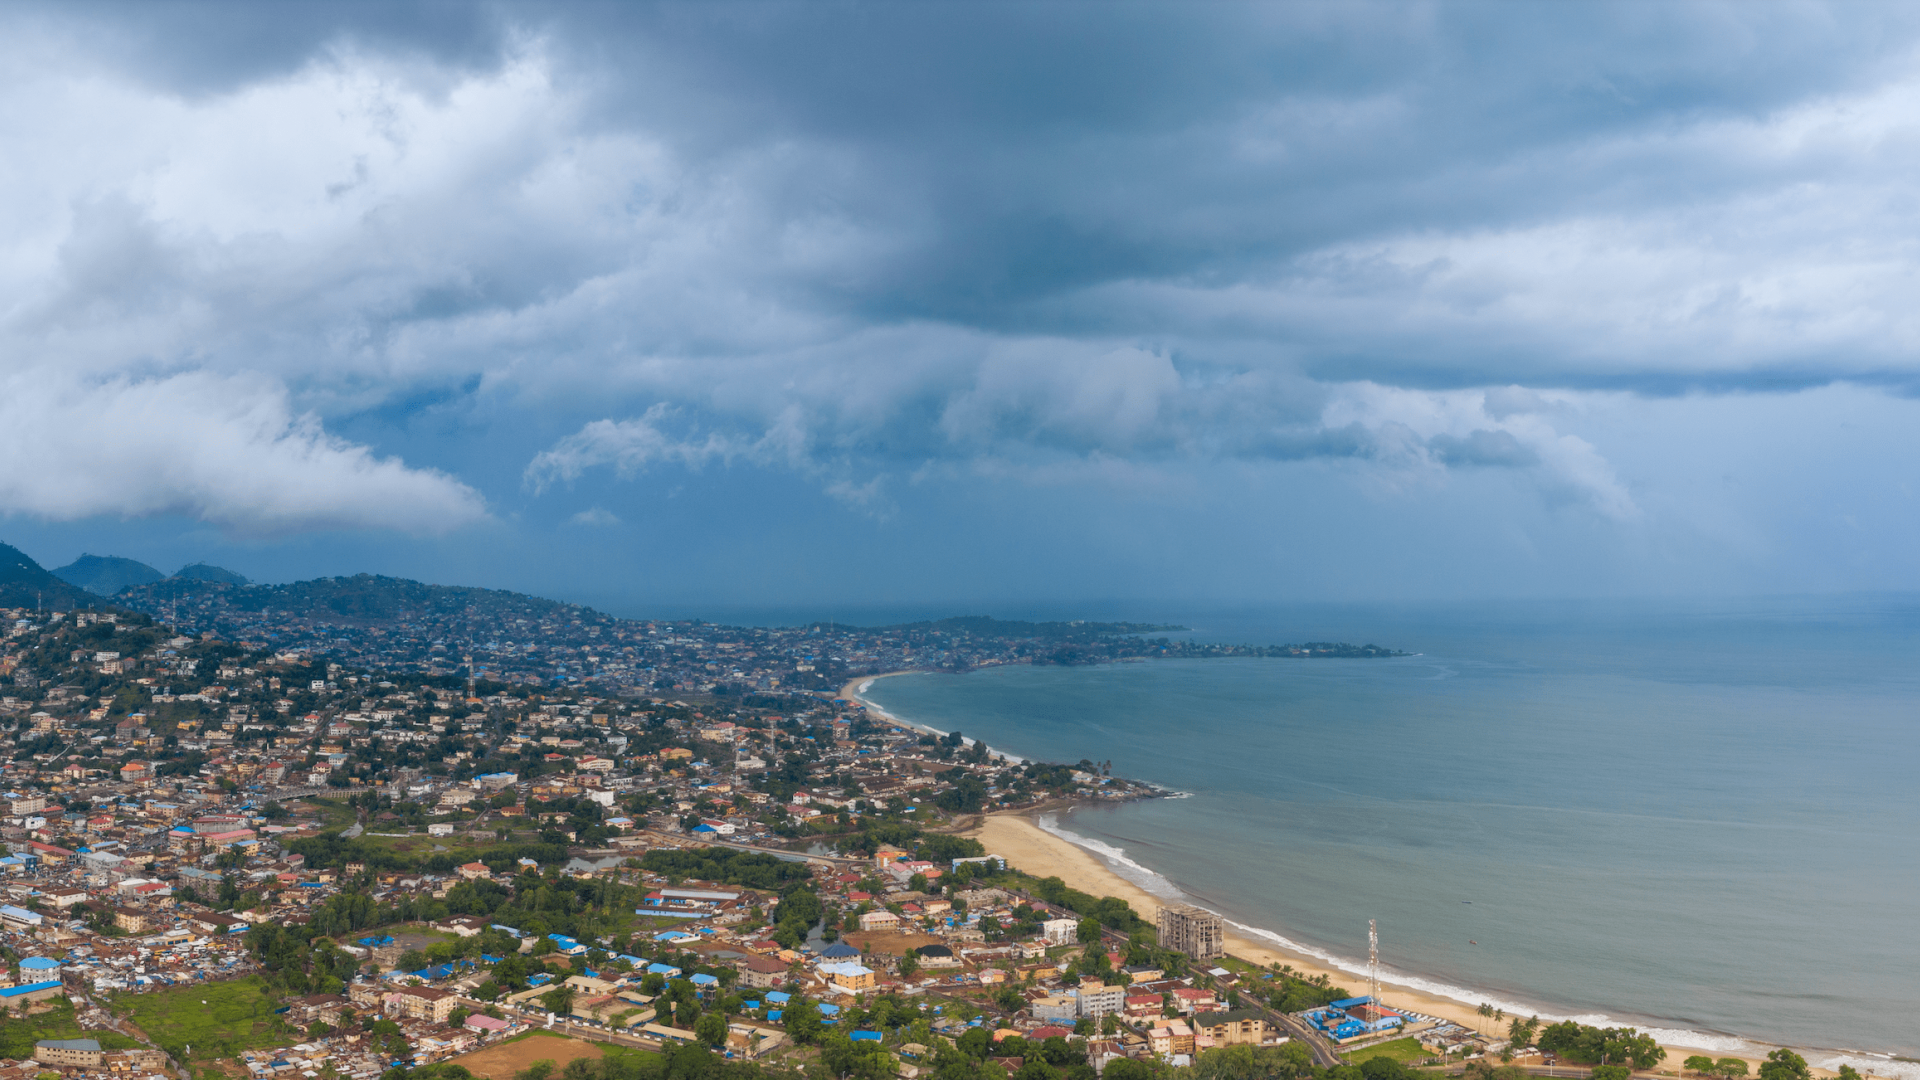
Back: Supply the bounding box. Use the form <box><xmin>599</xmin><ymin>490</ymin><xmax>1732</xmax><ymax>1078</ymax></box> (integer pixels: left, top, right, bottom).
<box><xmin>963</xmin><ymin>811</ymin><xmax>1872</xmax><ymax>1080</ymax></box>
<box><xmin>848</xmin><ymin>672</ymin><xmax>1893</xmax><ymax>1078</ymax></box>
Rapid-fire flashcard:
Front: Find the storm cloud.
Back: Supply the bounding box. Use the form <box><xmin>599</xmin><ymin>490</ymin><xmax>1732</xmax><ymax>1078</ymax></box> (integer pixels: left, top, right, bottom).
<box><xmin>5</xmin><ymin>2</ymin><xmax>1920</xmax><ymax>599</ymax></box>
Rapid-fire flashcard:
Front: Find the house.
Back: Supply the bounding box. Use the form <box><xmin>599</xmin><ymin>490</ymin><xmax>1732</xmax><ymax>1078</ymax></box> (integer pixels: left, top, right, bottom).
<box><xmin>34</xmin><ymin>1039</ymin><xmax>103</xmax><ymax>1067</ymax></box>
<box><xmin>111</xmin><ymin>907</ymin><xmax>150</xmax><ymax>934</ymax></box>
<box><xmin>818</xmin><ymin>961</ymin><xmax>876</xmax><ymax>992</ymax></box>
<box><xmin>858</xmin><ymin>909</ymin><xmax>900</xmax><ymax>932</ymax></box>
<box><xmin>738</xmin><ymin>955</ymin><xmax>790</xmax><ymax>990</ymax></box>
<box><xmin>1170</xmin><ymin>987</ymin><xmax>1217</xmax><ymax>1014</ymax></box>
<box><xmin>458</xmin><ymin>861</ymin><xmax>492</xmax><ymax>880</ymax></box>
<box><xmin>1032</xmin><ymin>996</ymin><xmax>1077</xmax><ymax>1021</ymax></box>
<box><xmin>1191</xmin><ymin>1010</ymin><xmax>1269</xmax><ymax>1046</ymax></box>
<box><xmin>1042</xmin><ymin>918</ymin><xmax>1079</xmax><ymax>945</ymax></box>
<box><xmin>386</xmin><ymin>986</ymin><xmax>460</xmax><ymax>1023</ymax></box>
<box><xmin>1148</xmin><ymin>1020</ymin><xmax>1195</xmax><ymax>1057</ymax></box>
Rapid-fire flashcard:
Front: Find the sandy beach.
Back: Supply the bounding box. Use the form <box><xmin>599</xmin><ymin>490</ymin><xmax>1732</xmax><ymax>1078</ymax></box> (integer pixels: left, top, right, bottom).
<box><xmin>961</xmin><ymin>811</ymin><xmax>1835</xmax><ymax>1078</ymax></box>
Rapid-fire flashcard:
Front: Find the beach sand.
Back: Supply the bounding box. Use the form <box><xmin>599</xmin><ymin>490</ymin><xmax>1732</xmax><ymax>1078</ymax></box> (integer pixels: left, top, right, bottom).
<box><xmin>961</xmin><ymin>811</ymin><xmax>1831</xmax><ymax>1078</ymax></box>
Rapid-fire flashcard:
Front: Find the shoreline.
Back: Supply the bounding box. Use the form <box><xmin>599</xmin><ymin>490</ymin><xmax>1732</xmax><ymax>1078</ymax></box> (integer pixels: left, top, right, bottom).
<box><xmin>964</xmin><ymin>811</ymin><xmax>1884</xmax><ymax>1080</ymax></box>
<box><xmin>843</xmin><ymin>670</ymin><xmax>1901</xmax><ymax>1079</ymax></box>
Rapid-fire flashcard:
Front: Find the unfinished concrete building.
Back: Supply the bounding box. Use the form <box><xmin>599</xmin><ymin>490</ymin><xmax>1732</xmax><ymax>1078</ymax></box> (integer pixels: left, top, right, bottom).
<box><xmin>1157</xmin><ymin>903</ymin><xmax>1225</xmax><ymax>960</ymax></box>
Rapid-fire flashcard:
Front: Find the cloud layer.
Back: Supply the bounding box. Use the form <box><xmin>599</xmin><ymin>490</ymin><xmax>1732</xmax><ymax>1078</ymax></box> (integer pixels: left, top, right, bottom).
<box><xmin>5</xmin><ymin>3</ymin><xmax>1920</xmax><ymax>590</ymax></box>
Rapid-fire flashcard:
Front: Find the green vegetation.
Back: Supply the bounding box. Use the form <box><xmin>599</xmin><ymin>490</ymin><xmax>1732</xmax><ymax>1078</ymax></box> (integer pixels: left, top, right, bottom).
<box><xmin>1189</xmin><ymin>1044</ymin><xmax>1317</xmax><ymax>1080</ymax></box>
<box><xmin>639</xmin><ymin>848</ymin><xmax>813</xmax><ymax>891</ymax></box>
<box><xmin>1535</xmin><ymin>1021</ymin><xmax>1665</xmax><ymax>1070</ymax></box>
<box><xmin>1343</xmin><ymin>1038</ymin><xmax>1431</xmax><ymax>1065</ymax></box>
<box><xmin>1685</xmin><ymin>1056</ymin><xmax>1754</xmax><ymax>1079</ymax></box>
<box><xmin>114</xmin><ymin>976</ymin><xmax>292</xmax><ymax>1063</ymax></box>
<box><xmin>0</xmin><ymin>1000</ymin><xmax>141</xmax><ymax>1058</ymax></box>
<box><xmin>1759</xmin><ymin>1050</ymin><xmax>1811</xmax><ymax>1080</ymax></box>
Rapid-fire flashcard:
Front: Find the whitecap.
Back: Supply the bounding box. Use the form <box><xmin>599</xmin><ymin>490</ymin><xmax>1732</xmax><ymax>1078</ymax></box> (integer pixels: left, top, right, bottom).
<box><xmin>1034</xmin><ymin>814</ymin><xmax>1187</xmax><ymax>900</ymax></box>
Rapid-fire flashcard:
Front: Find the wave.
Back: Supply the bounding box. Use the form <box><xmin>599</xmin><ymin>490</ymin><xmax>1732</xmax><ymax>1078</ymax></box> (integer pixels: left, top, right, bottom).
<box><xmin>1035</xmin><ymin>814</ymin><xmax>1188</xmax><ymax>900</ymax></box>
<box><xmin>1033</xmin><ymin>819</ymin><xmax>1920</xmax><ymax>1079</ymax></box>
<box><xmin>851</xmin><ymin>682</ymin><xmax>1028</xmax><ymax>763</ymax></box>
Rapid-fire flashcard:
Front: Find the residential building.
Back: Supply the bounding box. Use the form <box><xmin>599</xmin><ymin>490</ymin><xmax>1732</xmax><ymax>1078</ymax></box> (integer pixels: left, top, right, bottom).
<box><xmin>1157</xmin><ymin>904</ymin><xmax>1224</xmax><ymax>961</ymax></box>
<box><xmin>1191</xmin><ymin>1010</ymin><xmax>1269</xmax><ymax>1046</ymax></box>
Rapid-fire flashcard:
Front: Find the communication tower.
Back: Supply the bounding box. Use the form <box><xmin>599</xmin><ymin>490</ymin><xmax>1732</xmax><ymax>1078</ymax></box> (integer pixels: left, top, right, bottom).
<box><xmin>1369</xmin><ymin>919</ymin><xmax>1381</xmax><ymax>1006</ymax></box>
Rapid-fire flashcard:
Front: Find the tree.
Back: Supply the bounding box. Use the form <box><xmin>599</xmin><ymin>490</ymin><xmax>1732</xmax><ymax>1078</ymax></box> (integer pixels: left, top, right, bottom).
<box><xmin>1077</xmin><ymin>918</ymin><xmax>1102</xmax><ymax>945</ymax></box>
<box><xmin>957</xmin><ymin>1027</ymin><xmax>994</xmax><ymax>1059</ymax></box>
<box><xmin>694</xmin><ymin>1011</ymin><xmax>728</xmax><ymax>1048</ymax></box>
<box><xmin>515</xmin><ymin>1063</ymin><xmax>555</xmax><ymax>1080</ymax></box>
<box><xmin>1013</xmin><ymin>1059</ymin><xmax>1059</xmax><ymax>1080</ymax></box>
<box><xmin>1685</xmin><ymin>1057</ymin><xmax>1717</xmax><ymax>1077</ymax></box>
<box><xmin>1714</xmin><ymin>1060</ymin><xmax>1750</xmax><ymax>1080</ymax></box>
<box><xmin>1591</xmin><ymin>1068</ymin><xmax>1630</xmax><ymax>1080</ymax></box>
<box><xmin>1759</xmin><ymin>1051</ymin><xmax>1810</xmax><ymax>1080</ymax></box>
<box><xmin>448</xmin><ymin>1007</ymin><xmax>471</xmax><ymax>1028</ymax></box>
<box><xmin>899</xmin><ymin>951</ymin><xmax>921</xmax><ymax>979</ymax></box>
<box><xmin>540</xmin><ymin>985</ymin><xmax>576</xmax><ymax>1015</ymax></box>
<box><xmin>785</xmin><ymin>996</ymin><xmax>824</xmax><ymax>1045</ymax></box>
<box><xmin>1102</xmin><ymin>1061</ymin><xmax>1153</xmax><ymax>1080</ymax></box>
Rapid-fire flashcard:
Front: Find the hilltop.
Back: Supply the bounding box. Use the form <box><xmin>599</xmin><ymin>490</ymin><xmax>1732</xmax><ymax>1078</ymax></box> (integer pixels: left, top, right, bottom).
<box><xmin>52</xmin><ymin>553</ymin><xmax>166</xmax><ymax>595</ymax></box>
<box><xmin>0</xmin><ymin>542</ymin><xmax>98</xmax><ymax>611</ymax></box>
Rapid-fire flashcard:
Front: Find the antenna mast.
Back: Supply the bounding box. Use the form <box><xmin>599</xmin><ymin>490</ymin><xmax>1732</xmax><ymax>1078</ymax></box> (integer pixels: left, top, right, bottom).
<box><xmin>1369</xmin><ymin>919</ymin><xmax>1381</xmax><ymax>1007</ymax></box>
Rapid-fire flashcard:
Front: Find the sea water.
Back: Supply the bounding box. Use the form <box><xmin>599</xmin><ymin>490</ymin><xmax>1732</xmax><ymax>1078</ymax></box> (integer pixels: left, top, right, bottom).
<box><xmin>856</xmin><ymin>597</ymin><xmax>1920</xmax><ymax>1069</ymax></box>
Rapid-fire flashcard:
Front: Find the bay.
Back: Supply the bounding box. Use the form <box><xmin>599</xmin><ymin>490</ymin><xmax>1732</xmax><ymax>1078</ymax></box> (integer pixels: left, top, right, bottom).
<box><xmin>858</xmin><ymin>597</ymin><xmax>1920</xmax><ymax>1066</ymax></box>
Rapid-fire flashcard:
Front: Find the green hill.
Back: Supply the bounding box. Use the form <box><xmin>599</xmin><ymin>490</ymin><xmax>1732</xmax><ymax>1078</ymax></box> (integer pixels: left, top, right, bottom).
<box><xmin>173</xmin><ymin>562</ymin><xmax>248</xmax><ymax>585</ymax></box>
<box><xmin>0</xmin><ymin>543</ymin><xmax>96</xmax><ymax>611</ymax></box>
<box><xmin>52</xmin><ymin>554</ymin><xmax>165</xmax><ymax>595</ymax></box>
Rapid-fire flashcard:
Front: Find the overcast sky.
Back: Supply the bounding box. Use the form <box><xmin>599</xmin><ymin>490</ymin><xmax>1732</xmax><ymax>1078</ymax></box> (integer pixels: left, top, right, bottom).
<box><xmin>7</xmin><ymin>1</ymin><xmax>1920</xmax><ymax>612</ymax></box>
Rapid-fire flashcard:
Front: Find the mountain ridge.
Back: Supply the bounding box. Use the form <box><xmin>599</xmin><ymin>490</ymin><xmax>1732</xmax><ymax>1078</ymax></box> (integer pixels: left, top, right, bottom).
<box><xmin>0</xmin><ymin>543</ymin><xmax>99</xmax><ymax>611</ymax></box>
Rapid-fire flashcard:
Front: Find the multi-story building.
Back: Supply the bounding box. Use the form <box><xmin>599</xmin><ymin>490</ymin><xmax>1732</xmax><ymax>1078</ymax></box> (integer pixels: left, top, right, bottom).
<box><xmin>1192</xmin><ymin>1010</ymin><xmax>1269</xmax><ymax>1046</ymax></box>
<box><xmin>1156</xmin><ymin>903</ymin><xmax>1225</xmax><ymax>960</ymax></box>
<box><xmin>1076</xmin><ymin>984</ymin><xmax>1127</xmax><ymax>1020</ymax></box>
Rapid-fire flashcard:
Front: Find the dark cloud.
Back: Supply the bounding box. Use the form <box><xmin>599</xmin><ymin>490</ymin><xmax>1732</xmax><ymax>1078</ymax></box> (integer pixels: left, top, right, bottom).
<box><xmin>7</xmin><ymin>2</ymin><xmax>1920</xmax><ymax>598</ymax></box>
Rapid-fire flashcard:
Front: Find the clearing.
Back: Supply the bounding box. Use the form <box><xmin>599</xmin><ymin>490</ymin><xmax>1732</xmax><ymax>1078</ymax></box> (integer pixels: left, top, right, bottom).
<box><xmin>113</xmin><ymin>976</ymin><xmax>292</xmax><ymax>1061</ymax></box>
<box><xmin>451</xmin><ymin>1031</ymin><xmax>607</xmax><ymax>1079</ymax></box>
<box><xmin>1346</xmin><ymin>1037</ymin><xmax>1435</xmax><ymax>1065</ymax></box>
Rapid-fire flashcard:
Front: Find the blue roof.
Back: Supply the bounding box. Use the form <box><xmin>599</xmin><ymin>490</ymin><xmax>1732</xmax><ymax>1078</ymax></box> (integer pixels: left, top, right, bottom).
<box><xmin>851</xmin><ymin>1031</ymin><xmax>882</xmax><ymax>1042</ymax></box>
<box><xmin>765</xmin><ymin>991</ymin><xmax>791</xmax><ymax>1004</ymax></box>
<box><xmin>19</xmin><ymin>957</ymin><xmax>59</xmax><ymax>970</ymax></box>
<box><xmin>0</xmin><ymin>981</ymin><xmax>61</xmax><ymax>998</ymax></box>
<box><xmin>1329</xmin><ymin>996</ymin><xmax>1372</xmax><ymax>1008</ymax></box>
<box><xmin>690</xmin><ymin>973</ymin><xmax>719</xmax><ymax>986</ymax></box>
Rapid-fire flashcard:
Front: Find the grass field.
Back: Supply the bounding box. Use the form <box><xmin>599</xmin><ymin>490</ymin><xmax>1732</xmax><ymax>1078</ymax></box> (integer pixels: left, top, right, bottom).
<box><xmin>115</xmin><ymin>976</ymin><xmax>293</xmax><ymax>1061</ymax></box>
<box><xmin>1346</xmin><ymin>1037</ymin><xmax>1435</xmax><ymax>1065</ymax></box>
<box><xmin>0</xmin><ymin>1000</ymin><xmax>141</xmax><ymax>1057</ymax></box>
<box><xmin>300</xmin><ymin>797</ymin><xmax>360</xmax><ymax>831</ymax></box>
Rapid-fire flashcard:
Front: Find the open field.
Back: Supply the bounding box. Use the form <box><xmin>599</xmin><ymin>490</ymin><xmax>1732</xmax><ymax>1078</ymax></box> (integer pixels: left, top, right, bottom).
<box><xmin>299</xmin><ymin>797</ymin><xmax>359</xmax><ymax>831</ymax></box>
<box><xmin>842</xmin><ymin>930</ymin><xmax>944</xmax><ymax>957</ymax></box>
<box><xmin>115</xmin><ymin>976</ymin><xmax>292</xmax><ymax>1060</ymax></box>
<box><xmin>1345</xmin><ymin>1037</ymin><xmax>1435</xmax><ymax>1065</ymax></box>
<box><xmin>0</xmin><ymin>1000</ymin><xmax>140</xmax><ymax>1057</ymax></box>
<box><xmin>452</xmin><ymin>1031</ymin><xmax>607</xmax><ymax>1079</ymax></box>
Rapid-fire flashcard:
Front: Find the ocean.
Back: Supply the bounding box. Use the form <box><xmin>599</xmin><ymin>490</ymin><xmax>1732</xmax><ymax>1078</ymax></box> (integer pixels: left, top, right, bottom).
<box><xmin>853</xmin><ymin>597</ymin><xmax>1920</xmax><ymax>1071</ymax></box>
